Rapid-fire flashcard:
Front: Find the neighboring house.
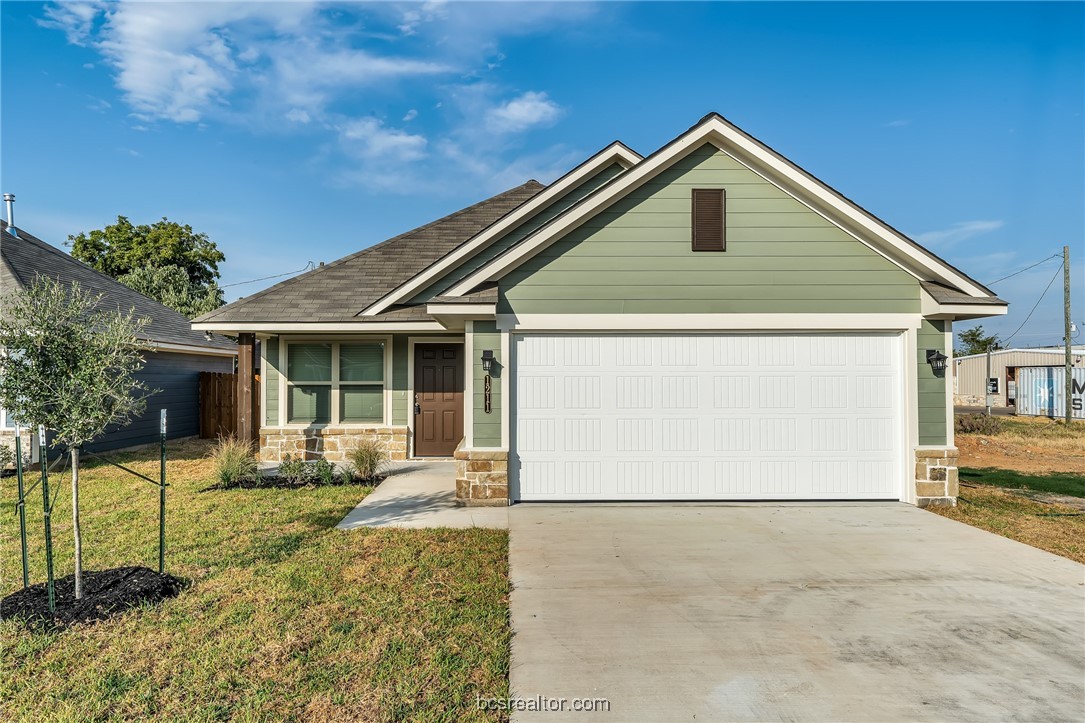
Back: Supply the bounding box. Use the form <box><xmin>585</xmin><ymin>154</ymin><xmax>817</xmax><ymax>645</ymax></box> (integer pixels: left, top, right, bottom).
<box><xmin>194</xmin><ymin>113</ymin><xmax>1008</xmax><ymax>508</ymax></box>
<box><xmin>953</xmin><ymin>347</ymin><xmax>1085</xmax><ymax>407</ymax></box>
<box><xmin>1</xmin><ymin>219</ymin><xmax>236</xmax><ymax>456</ymax></box>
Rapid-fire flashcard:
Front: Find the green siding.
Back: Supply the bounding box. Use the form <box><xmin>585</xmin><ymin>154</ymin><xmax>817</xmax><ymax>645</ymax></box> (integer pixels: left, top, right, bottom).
<box><xmin>264</xmin><ymin>336</ymin><xmax>279</xmax><ymax>426</ymax></box>
<box><xmin>410</xmin><ymin>163</ymin><xmax>627</xmax><ymax>303</ymax></box>
<box><xmin>392</xmin><ymin>334</ymin><xmax>409</xmax><ymax>426</ymax></box>
<box><xmin>500</xmin><ymin>144</ymin><xmax>921</xmax><ymax>315</ymax></box>
<box><xmin>471</xmin><ymin>321</ymin><xmax>502</xmax><ymax>447</ymax></box>
<box><xmin>917</xmin><ymin>319</ymin><xmax>948</xmax><ymax>446</ymax></box>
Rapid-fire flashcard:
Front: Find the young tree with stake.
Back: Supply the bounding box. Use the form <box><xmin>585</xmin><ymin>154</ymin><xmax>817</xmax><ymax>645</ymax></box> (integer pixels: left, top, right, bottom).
<box><xmin>0</xmin><ymin>277</ymin><xmax>150</xmax><ymax>599</ymax></box>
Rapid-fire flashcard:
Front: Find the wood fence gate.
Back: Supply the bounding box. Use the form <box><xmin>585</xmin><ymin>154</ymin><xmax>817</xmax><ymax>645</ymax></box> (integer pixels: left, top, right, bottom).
<box><xmin>199</xmin><ymin>372</ymin><xmax>238</xmax><ymax>439</ymax></box>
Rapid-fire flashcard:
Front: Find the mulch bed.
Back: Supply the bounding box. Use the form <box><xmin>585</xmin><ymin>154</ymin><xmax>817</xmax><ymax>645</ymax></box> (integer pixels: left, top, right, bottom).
<box><xmin>1</xmin><ymin>566</ymin><xmax>186</xmax><ymax>630</ymax></box>
<box><xmin>200</xmin><ymin>475</ymin><xmax>385</xmax><ymax>491</ymax></box>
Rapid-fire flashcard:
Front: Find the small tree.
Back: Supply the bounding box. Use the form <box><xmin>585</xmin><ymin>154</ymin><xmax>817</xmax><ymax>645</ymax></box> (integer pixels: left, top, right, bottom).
<box><xmin>956</xmin><ymin>326</ymin><xmax>1001</xmax><ymax>356</ymax></box>
<box><xmin>0</xmin><ymin>277</ymin><xmax>150</xmax><ymax>599</ymax></box>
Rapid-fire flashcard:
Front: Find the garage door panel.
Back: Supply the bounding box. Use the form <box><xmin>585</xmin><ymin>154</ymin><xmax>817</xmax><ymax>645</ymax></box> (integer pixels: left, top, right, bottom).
<box><xmin>513</xmin><ymin>333</ymin><xmax>903</xmax><ymax>501</ymax></box>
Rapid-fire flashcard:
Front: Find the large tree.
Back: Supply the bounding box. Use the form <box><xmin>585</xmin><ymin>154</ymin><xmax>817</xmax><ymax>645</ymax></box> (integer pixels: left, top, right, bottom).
<box><xmin>69</xmin><ymin>216</ymin><xmax>225</xmax><ymax>288</ymax></box>
<box><xmin>118</xmin><ymin>265</ymin><xmax>225</xmax><ymax>319</ymax></box>
<box><xmin>956</xmin><ymin>326</ymin><xmax>1001</xmax><ymax>356</ymax></box>
<box><xmin>0</xmin><ymin>277</ymin><xmax>150</xmax><ymax>599</ymax></box>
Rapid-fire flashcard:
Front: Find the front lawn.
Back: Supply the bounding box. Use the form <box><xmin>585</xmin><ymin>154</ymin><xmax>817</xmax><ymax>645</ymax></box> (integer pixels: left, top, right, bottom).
<box><xmin>1</xmin><ymin>439</ymin><xmax>509</xmax><ymax>721</ymax></box>
<box><xmin>959</xmin><ymin>467</ymin><xmax>1085</xmax><ymax>499</ymax></box>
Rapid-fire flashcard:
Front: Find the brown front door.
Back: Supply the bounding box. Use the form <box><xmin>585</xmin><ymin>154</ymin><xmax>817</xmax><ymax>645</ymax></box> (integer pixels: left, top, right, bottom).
<box><xmin>414</xmin><ymin>344</ymin><xmax>464</xmax><ymax>457</ymax></box>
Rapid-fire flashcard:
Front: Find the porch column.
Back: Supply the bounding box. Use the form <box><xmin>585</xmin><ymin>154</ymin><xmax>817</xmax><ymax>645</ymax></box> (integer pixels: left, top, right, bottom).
<box><xmin>237</xmin><ymin>333</ymin><xmax>258</xmax><ymax>443</ymax></box>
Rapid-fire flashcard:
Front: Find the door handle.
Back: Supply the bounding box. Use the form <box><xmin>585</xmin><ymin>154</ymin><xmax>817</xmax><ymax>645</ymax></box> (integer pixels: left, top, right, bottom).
<box><xmin>414</xmin><ymin>403</ymin><xmax>421</xmax><ymax>416</ymax></box>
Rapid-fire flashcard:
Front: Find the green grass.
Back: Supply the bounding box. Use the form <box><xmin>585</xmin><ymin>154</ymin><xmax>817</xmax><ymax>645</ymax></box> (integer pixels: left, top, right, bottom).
<box><xmin>1</xmin><ymin>439</ymin><xmax>509</xmax><ymax>721</ymax></box>
<box><xmin>960</xmin><ymin>467</ymin><xmax>1085</xmax><ymax>499</ymax></box>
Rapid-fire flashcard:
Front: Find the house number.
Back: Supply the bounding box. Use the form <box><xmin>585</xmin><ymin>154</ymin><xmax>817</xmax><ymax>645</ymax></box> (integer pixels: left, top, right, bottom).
<box><xmin>484</xmin><ymin>374</ymin><xmax>492</xmax><ymax>414</ymax></box>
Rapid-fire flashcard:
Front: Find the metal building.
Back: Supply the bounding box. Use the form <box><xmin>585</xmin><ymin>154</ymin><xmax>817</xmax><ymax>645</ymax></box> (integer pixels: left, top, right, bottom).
<box><xmin>952</xmin><ymin>347</ymin><xmax>1085</xmax><ymax>408</ymax></box>
<box><xmin>1015</xmin><ymin>367</ymin><xmax>1085</xmax><ymax>419</ymax></box>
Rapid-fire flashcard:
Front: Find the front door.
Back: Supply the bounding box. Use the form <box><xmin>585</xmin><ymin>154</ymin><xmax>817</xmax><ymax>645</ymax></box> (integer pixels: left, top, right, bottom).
<box><xmin>414</xmin><ymin>344</ymin><xmax>464</xmax><ymax>457</ymax></box>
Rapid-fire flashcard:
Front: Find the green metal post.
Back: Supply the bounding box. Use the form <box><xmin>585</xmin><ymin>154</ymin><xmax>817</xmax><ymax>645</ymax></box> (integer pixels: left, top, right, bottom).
<box><xmin>15</xmin><ymin>427</ymin><xmax>29</xmax><ymax>589</ymax></box>
<box><xmin>159</xmin><ymin>409</ymin><xmax>166</xmax><ymax>574</ymax></box>
<box><xmin>39</xmin><ymin>426</ymin><xmax>55</xmax><ymax>613</ymax></box>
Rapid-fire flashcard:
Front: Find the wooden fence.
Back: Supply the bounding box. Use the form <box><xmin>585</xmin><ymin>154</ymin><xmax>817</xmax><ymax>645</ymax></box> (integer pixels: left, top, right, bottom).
<box><xmin>199</xmin><ymin>372</ymin><xmax>238</xmax><ymax>439</ymax></box>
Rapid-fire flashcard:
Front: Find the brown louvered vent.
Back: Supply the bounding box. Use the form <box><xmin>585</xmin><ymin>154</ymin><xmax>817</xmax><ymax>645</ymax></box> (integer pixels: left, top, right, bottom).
<box><xmin>691</xmin><ymin>188</ymin><xmax>725</xmax><ymax>252</ymax></box>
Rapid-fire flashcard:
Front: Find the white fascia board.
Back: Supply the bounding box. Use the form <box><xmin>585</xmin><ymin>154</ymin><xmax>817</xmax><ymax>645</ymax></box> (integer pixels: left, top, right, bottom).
<box><xmin>425</xmin><ymin>303</ymin><xmax>497</xmax><ymax>316</ymax></box>
<box><xmin>923</xmin><ymin>304</ymin><xmax>1008</xmax><ymax>321</ymax></box>
<box><xmin>191</xmin><ymin>321</ymin><xmax>447</xmax><ymax>333</ymax></box>
<box><xmin>448</xmin><ymin>116</ymin><xmax>993</xmax><ymax>300</ymax></box>
<box><xmin>144</xmin><ymin>340</ymin><xmax>238</xmax><ymax>357</ymax></box>
<box><xmin>497</xmin><ymin>313</ymin><xmax>923</xmax><ymax>332</ymax></box>
<box><xmin>359</xmin><ymin>142</ymin><xmax>643</xmax><ymax>317</ymax></box>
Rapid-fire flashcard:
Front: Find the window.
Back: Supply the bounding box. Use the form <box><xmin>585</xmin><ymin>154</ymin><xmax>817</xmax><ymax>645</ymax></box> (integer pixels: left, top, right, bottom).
<box><xmin>285</xmin><ymin>341</ymin><xmax>385</xmax><ymax>425</ymax></box>
<box><xmin>691</xmin><ymin>188</ymin><xmax>725</xmax><ymax>252</ymax></box>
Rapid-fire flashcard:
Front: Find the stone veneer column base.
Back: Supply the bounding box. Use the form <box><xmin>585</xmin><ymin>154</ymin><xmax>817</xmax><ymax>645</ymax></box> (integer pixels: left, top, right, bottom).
<box><xmin>258</xmin><ymin>426</ymin><xmax>408</xmax><ymax>464</ymax></box>
<box><xmin>454</xmin><ymin>442</ymin><xmax>509</xmax><ymax>506</ymax></box>
<box><xmin>914</xmin><ymin>447</ymin><xmax>959</xmax><ymax>508</ymax></box>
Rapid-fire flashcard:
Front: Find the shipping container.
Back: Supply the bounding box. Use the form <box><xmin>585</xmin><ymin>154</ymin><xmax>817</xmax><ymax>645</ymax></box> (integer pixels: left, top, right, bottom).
<box><xmin>1015</xmin><ymin>366</ymin><xmax>1085</xmax><ymax>419</ymax></box>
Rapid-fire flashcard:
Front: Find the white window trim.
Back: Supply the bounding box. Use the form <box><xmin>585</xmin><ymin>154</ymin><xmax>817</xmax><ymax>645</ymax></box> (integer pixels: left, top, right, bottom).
<box><xmin>276</xmin><ymin>335</ymin><xmax>392</xmax><ymax>428</ymax></box>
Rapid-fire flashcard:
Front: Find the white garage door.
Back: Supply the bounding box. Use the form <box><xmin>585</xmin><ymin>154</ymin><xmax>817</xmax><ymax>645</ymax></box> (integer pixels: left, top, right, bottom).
<box><xmin>512</xmin><ymin>333</ymin><xmax>904</xmax><ymax>501</ymax></box>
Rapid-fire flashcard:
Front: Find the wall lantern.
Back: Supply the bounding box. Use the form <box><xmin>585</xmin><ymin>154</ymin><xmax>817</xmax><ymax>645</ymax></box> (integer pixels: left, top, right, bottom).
<box><xmin>481</xmin><ymin>349</ymin><xmax>494</xmax><ymax>373</ymax></box>
<box><xmin>926</xmin><ymin>350</ymin><xmax>949</xmax><ymax>373</ymax></box>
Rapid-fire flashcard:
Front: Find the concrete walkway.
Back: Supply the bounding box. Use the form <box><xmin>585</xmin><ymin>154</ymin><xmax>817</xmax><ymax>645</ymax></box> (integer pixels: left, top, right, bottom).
<box><xmin>336</xmin><ymin>461</ymin><xmax>507</xmax><ymax>529</ymax></box>
<box><xmin>509</xmin><ymin>503</ymin><xmax>1085</xmax><ymax>722</ymax></box>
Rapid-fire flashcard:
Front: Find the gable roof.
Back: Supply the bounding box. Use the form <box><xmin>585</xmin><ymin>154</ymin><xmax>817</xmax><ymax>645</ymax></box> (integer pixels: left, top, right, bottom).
<box><xmin>1</xmin><ymin>220</ymin><xmax>235</xmax><ymax>353</ymax></box>
<box><xmin>443</xmin><ymin>113</ymin><xmax>1006</xmax><ymax>308</ymax></box>
<box><xmin>195</xmin><ymin>180</ymin><xmax>546</xmax><ymax>326</ymax></box>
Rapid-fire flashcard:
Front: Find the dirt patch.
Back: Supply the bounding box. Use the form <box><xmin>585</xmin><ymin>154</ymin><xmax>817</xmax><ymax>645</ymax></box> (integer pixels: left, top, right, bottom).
<box><xmin>1</xmin><ymin>566</ymin><xmax>186</xmax><ymax>630</ymax></box>
<box><xmin>956</xmin><ymin>435</ymin><xmax>1085</xmax><ymax>475</ymax></box>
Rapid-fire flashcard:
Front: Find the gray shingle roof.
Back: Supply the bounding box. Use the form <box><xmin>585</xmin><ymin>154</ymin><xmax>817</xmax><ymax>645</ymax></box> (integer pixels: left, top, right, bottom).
<box><xmin>1</xmin><ymin>220</ymin><xmax>235</xmax><ymax>351</ymax></box>
<box><xmin>920</xmin><ymin>281</ymin><xmax>1006</xmax><ymax>306</ymax></box>
<box><xmin>197</xmin><ymin>181</ymin><xmax>545</xmax><ymax>324</ymax></box>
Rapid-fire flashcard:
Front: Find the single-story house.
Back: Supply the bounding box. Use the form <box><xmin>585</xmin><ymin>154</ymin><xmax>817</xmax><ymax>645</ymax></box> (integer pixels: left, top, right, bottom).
<box><xmin>953</xmin><ymin>346</ymin><xmax>1085</xmax><ymax>407</ymax></box>
<box><xmin>1</xmin><ymin>218</ymin><xmax>236</xmax><ymax>457</ymax></box>
<box><xmin>194</xmin><ymin>113</ymin><xmax>1007</xmax><ymax>508</ymax></box>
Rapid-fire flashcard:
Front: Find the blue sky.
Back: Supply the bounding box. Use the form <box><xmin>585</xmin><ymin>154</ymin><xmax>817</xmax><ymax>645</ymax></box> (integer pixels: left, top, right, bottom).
<box><xmin>2</xmin><ymin>1</ymin><xmax>1082</xmax><ymax>346</ymax></box>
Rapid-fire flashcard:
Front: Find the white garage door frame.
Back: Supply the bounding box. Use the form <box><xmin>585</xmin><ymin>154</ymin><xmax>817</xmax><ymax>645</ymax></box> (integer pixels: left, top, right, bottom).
<box><xmin>509</xmin><ymin>330</ymin><xmax>913</xmax><ymax>503</ymax></box>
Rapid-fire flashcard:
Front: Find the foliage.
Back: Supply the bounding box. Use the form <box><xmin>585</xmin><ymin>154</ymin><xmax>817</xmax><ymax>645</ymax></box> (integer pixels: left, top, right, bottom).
<box><xmin>955</xmin><ymin>413</ymin><xmax>1004</xmax><ymax>435</ymax></box>
<box><xmin>0</xmin><ymin>441</ymin><xmax>14</xmax><ymax>469</ymax></box>
<box><xmin>956</xmin><ymin>325</ymin><xmax>1001</xmax><ymax>356</ymax></box>
<box><xmin>117</xmin><ymin>264</ymin><xmax>224</xmax><ymax>319</ymax></box>
<box><xmin>312</xmin><ymin>457</ymin><xmax>340</xmax><ymax>486</ymax></box>
<box><xmin>68</xmin><ymin>215</ymin><xmax>225</xmax><ymax>290</ymax></box>
<box><xmin>346</xmin><ymin>439</ymin><xmax>387</xmax><ymax>482</ymax></box>
<box><xmin>210</xmin><ymin>437</ymin><xmax>259</xmax><ymax>487</ymax></box>
<box><xmin>277</xmin><ymin>453</ymin><xmax>314</xmax><ymax>485</ymax></box>
<box><xmin>0</xmin><ymin>277</ymin><xmax>150</xmax><ymax>448</ymax></box>
<box><xmin>0</xmin><ymin>439</ymin><xmax>511</xmax><ymax>720</ymax></box>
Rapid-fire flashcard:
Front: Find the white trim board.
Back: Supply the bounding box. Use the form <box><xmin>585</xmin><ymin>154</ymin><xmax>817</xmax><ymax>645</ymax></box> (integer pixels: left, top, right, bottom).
<box><xmin>192</xmin><ymin>321</ymin><xmax>447</xmax><ymax>333</ymax></box>
<box><xmin>446</xmin><ymin>114</ymin><xmax>994</xmax><ymax>300</ymax></box>
<box><xmin>360</xmin><ymin>142</ymin><xmax>643</xmax><ymax>316</ymax></box>
<box><xmin>496</xmin><ymin>313</ymin><xmax>924</xmax><ymax>332</ymax></box>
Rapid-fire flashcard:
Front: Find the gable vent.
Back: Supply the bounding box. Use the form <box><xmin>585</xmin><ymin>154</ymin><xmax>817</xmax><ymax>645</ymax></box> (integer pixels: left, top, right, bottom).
<box><xmin>691</xmin><ymin>188</ymin><xmax>725</xmax><ymax>252</ymax></box>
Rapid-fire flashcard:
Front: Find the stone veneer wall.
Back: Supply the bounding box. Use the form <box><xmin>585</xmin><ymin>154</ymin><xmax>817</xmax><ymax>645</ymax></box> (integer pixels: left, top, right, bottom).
<box><xmin>0</xmin><ymin>429</ymin><xmax>34</xmax><ymax>469</ymax></box>
<box><xmin>259</xmin><ymin>426</ymin><xmax>408</xmax><ymax>463</ymax></box>
<box><xmin>914</xmin><ymin>447</ymin><xmax>959</xmax><ymax>507</ymax></box>
<box><xmin>454</xmin><ymin>442</ymin><xmax>508</xmax><ymax>506</ymax></box>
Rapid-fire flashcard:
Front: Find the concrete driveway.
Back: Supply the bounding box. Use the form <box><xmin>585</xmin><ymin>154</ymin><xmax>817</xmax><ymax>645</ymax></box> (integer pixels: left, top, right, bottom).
<box><xmin>509</xmin><ymin>503</ymin><xmax>1085</xmax><ymax>722</ymax></box>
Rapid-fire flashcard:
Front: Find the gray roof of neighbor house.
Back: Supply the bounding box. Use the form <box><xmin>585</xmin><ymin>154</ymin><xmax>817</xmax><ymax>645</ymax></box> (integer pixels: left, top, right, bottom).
<box><xmin>196</xmin><ymin>181</ymin><xmax>546</xmax><ymax>325</ymax></box>
<box><xmin>1</xmin><ymin>220</ymin><xmax>235</xmax><ymax>352</ymax></box>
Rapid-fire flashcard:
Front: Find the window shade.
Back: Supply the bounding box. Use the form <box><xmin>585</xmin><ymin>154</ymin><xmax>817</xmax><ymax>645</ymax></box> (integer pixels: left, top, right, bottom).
<box><xmin>288</xmin><ymin>343</ymin><xmax>331</xmax><ymax>382</ymax></box>
<box><xmin>340</xmin><ymin>343</ymin><xmax>384</xmax><ymax>382</ymax></box>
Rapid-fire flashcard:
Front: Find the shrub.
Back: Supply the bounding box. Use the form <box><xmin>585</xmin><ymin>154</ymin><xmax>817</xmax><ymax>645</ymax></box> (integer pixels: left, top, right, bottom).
<box><xmin>211</xmin><ymin>437</ymin><xmax>259</xmax><ymax>487</ymax></box>
<box><xmin>955</xmin><ymin>413</ymin><xmax>1004</xmax><ymax>435</ymax></box>
<box><xmin>313</xmin><ymin>457</ymin><xmax>339</xmax><ymax>486</ymax></box>
<box><xmin>0</xmin><ymin>441</ymin><xmax>15</xmax><ymax>470</ymax></box>
<box><xmin>347</xmin><ymin>439</ymin><xmax>387</xmax><ymax>482</ymax></box>
<box><xmin>277</xmin><ymin>453</ymin><xmax>314</xmax><ymax>486</ymax></box>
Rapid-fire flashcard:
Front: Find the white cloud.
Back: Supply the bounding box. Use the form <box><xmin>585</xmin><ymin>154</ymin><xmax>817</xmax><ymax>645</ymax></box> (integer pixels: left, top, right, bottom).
<box><xmin>485</xmin><ymin>91</ymin><xmax>563</xmax><ymax>133</ymax></box>
<box><xmin>339</xmin><ymin>118</ymin><xmax>427</xmax><ymax>162</ymax></box>
<box><xmin>285</xmin><ymin>108</ymin><xmax>311</xmax><ymax>124</ymax></box>
<box><xmin>885</xmin><ymin>119</ymin><xmax>911</xmax><ymax>128</ymax></box>
<box><xmin>403</xmin><ymin>109</ymin><xmax>418</xmax><ymax>122</ymax></box>
<box><xmin>914</xmin><ymin>220</ymin><xmax>1004</xmax><ymax>249</ymax></box>
<box><xmin>38</xmin><ymin>1</ymin><xmax>104</xmax><ymax>45</ymax></box>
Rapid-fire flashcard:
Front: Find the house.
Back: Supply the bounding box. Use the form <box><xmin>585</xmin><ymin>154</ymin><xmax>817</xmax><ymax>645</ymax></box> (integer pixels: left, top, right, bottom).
<box><xmin>953</xmin><ymin>346</ymin><xmax>1085</xmax><ymax>408</ymax></box>
<box><xmin>1</xmin><ymin>218</ymin><xmax>236</xmax><ymax>456</ymax></box>
<box><xmin>193</xmin><ymin>113</ymin><xmax>1008</xmax><ymax>508</ymax></box>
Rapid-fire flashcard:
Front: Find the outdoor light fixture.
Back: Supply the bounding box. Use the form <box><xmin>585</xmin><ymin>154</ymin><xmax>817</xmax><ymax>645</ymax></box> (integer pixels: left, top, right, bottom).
<box><xmin>926</xmin><ymin>349</ymin><xmax>948</xmax><ymax>372</ymax></box>
<box><xmin>481</xmin><ymin>349</ymin><xmax>494</xmax><ymax>373</ymax></box>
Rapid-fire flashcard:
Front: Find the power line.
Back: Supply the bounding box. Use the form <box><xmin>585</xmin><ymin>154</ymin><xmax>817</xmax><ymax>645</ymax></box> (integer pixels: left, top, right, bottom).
<box><xmin>987</xmin><ymin>253</ymin><xmax>1060</xmax><ymax>285</ymax></box>
<box><xmin>1001</xmin><ymin>260</ymin><xmax>1064</xmax><ymax>345</ymax></box>
<box><xmin>220</xmin><ymin>261</ymin><xmax>316</xmax><ymax>288</ymax></box>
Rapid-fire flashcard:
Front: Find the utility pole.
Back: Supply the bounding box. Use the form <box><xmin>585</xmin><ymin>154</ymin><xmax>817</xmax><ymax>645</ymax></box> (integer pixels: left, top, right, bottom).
<box><xmin>1064</xmin><ymin>245</ymin><xmax>1073</xmax><ymax>424</ymax></box>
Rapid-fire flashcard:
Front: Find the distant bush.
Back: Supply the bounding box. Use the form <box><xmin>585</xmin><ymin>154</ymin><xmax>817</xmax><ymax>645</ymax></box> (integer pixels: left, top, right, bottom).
<box><xmin>211</xmin><ymin>437</ymin><xmax>259</xmax><ymax>487</ymax></box>
<box><xmin>0</xmin><ymin>441</ymin><xmax>15</xmax><ymax>470</ymax></box>
<box><xmin>955</xmin><ymin>413</ymin><xmax>1004</xmax><ymax>435</ymax></box>
<box><xmin>277</xmin><ymin>453</ymin><xmax>314</xmax><ymax>486</ymax></box>
<box><xmin>346</xmin><ymin>439</ymin><xmax>387</xmax><ymax>482</ymax></box>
